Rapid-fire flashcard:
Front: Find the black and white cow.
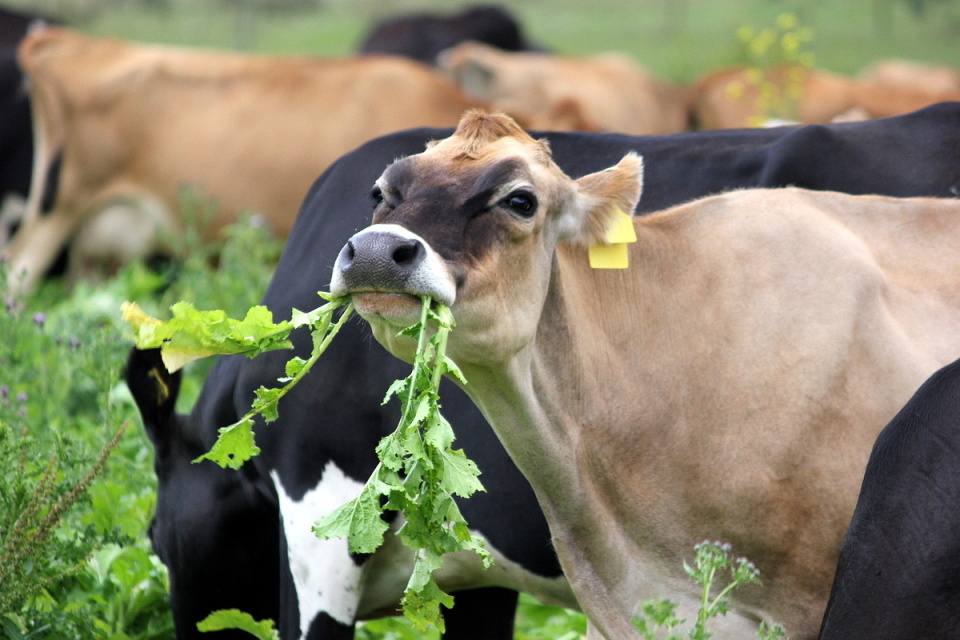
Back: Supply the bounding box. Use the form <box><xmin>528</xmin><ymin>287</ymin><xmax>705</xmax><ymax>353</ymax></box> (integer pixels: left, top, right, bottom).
<box><xmin>817</xmin><ymin>356</ymin><xmax>960</xmax><ymax>639</ymax></box>
<box><xmin>126</xmin><ymin>102</ymin><xmax>960</xmax><ymax>640</ymax></box>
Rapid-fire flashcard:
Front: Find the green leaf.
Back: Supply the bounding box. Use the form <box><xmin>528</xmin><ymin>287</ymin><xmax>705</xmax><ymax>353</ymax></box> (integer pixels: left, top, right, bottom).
<box><xmin>253</xmin><ymin>386</ymin><xmax>283</xmax><ymax>423</ymax></box>
<box><xmin>438</xmin><ymin>448</ymin><xmax>484</xmax><ymax>498</ymax></box>
<box><xmin>193</xmin><ymin>417</ymin><xmax>260</xmax><ymax>469</ymax></box>
<box><xmin>312</xmin><ymin>481</ymin><xmax>390</xmax><ymax>554</ymax></box>
<box><xmin>424</xmin><ymin>412</ymin><xmax>455</xmax><ymax>450</ymax></box>
<box><xmin>281</xmin><ymin>356</ymin><xmax>308</xmax><ymax>382</ymax></box>
<box><xmin>400</xmin><ymin>577</ymin><xmax>454</xmax><ymax>633</ymax></box>
<box><xmin>382</xmin><ymin>378</ymin><xmax>409</xmax><ymax>405</ymax></box>
<box><xmin>196</xmin><ymin>609</ymin><xmax>279</xmax><ymax>640</ymax></box>
<box><xmin>120</xmin><ymin>301</ymin><xmax>293</xmax><ymax>372</ymax></box>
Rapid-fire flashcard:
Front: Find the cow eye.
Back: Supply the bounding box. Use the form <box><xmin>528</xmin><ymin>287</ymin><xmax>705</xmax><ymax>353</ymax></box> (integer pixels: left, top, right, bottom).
<box><xmin>370</xmin><ymin>185</ymin><xmax>384</xmax><ymax>206</ymax></box>
<box><xmin>502</xmin><ymin>190</ymin><xmax>537</xmax><ymax>217</ymax></box>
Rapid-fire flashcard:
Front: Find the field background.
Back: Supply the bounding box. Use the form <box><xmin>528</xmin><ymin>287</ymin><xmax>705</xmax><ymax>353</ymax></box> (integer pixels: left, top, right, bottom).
<box><xmin>2</xmin><ymin>1</ymin><xmax>959</xmax><ymax>639</ymax></box>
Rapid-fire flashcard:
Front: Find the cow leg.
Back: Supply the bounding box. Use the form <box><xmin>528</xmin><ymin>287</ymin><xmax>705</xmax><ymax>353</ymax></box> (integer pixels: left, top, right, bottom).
<box><xmin>4</xmin><ymin>207</ymin><xmax>78</xmax><ymax>294</ymax></box>
<box><xmin>441</xmin><ymin>587</ymin><xmax>518</xmax><ymax>640</ymax></box>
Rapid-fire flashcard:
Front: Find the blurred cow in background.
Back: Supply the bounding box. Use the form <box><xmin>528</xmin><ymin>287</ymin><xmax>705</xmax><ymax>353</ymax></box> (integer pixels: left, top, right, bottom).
<box><xmin>4</xmin><ymin>27</ymin><xmax>477</xmax><ymax>293</ymax></box>
<box><xmin>357</xmin><ymin>4</ymin><xmax>541</xmax><ymax>65</ymax></box>
<box><xmin>691</xmin><ymin>63</ymin><xmax>960</xmax><ymax>129</ymax></box>
<box><xmin>438</xmin><ymin>40</ymin><xmax>690</xmax><ymax>134</ymax></box>
<box><xmin>0</xmin><ymin>7</ymin><xmax>59</xmax><ymax>247</ymax></box>
<box><xmin>858</xmin><ymin>59</ymin><xmax>960</xmax><ymax>95</ymax></box>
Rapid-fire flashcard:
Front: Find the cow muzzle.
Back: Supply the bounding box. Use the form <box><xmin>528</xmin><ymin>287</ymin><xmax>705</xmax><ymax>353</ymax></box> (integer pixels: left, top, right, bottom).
<box><xmin>330</xmin><ymin>224</ymin><xmax>456</xmax><ymax>322</ymax></box>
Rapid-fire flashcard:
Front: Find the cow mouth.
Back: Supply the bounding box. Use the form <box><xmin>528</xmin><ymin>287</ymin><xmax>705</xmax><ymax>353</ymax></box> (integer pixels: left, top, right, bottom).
<box><xmin>351</xmin><ymin>291</ymin><xmax>424</xmax><ymax>327</ymax></box>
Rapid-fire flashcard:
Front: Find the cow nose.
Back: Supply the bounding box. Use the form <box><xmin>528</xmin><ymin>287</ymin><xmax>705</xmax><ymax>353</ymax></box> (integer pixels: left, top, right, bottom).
<box><xmin>338</xmin><ymin>233</ymin><xmax>425</xmax><ymax>272</ymax></box>
<box><xmin>332</xmin><ymin>228</ymin><xmax>428</xmax><ymax>294</ymax></box>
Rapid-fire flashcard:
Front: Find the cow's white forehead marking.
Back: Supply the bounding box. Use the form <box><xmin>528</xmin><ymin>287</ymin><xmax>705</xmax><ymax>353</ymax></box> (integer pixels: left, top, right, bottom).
<box><xmin>272</xmin><ymin>463</ymin><xmax>364</xmax><ymax>635</ymax></box>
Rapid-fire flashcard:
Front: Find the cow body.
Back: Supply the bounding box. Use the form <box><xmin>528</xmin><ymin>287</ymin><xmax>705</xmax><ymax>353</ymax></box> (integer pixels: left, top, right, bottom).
<box><xmin>692</xmin><ymin>65</ymin><xmax>960</xmax><ymax>128</ymax></box>
<box><xmin>817</xmin><ymin>357</ymin><xmax>960</xmax><ymax>639</ymax></box>
<box><xmin>5</xmin><ymin>27</ymin><xmax>474</xmax><ymax>292</ymax></box>
<box><xmin>357</xmin><ymin>5</ymin><xmax>536</xmax><ymax>64</ymax></box>
<box><xmin>438</xmin><ymin>41</ymin><xmax>690</xmax><ymax>134</ymax></box>
<box><xmin>331</xmin><ymin>111</ymin><xmax>960</xmax><ymax>638</ymax></box>
<box><xmin>130</xmin><ymin>103</ymin><xmax>960</xmax><ymax>639</ymax></box>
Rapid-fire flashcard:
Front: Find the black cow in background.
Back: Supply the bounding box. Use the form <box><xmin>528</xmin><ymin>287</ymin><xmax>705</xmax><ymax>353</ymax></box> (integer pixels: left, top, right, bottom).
<box><xmin>356</xmin><ymin>5</ymin><xmax>540</xmax><ymax>66</ymax></box>
<box><xmin>817</xmin><ymin>357</ymin><xmax>960</xmax><ymax>639</ymax></box>
<box><xmin>127</xmin><ymin>103</ymin><xmax>960</xmax><ymax>639</ymax></box>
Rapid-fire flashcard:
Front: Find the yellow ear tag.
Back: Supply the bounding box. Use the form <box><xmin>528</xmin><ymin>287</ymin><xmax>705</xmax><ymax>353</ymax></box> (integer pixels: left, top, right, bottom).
<box><xmin>588</xmin><ymin>207</ymin><xmax>636</xmax><ymax>269</ymax></box>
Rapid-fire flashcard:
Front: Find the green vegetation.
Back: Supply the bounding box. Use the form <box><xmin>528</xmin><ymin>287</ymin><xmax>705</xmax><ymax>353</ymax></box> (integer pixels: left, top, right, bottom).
<box><xmin>0</xmin><ymin>217</ymin><xmax>282</xmax><ymax>639</ymax></box>
<box><xmin>125</xmin><ymin>294</ymin><xmax>490</xmax><ymax>632</ymax></box>
<box><xmin>633</xmin><ymin>542</ymin><xmax>788</xmax><ymax>640</ymax></box>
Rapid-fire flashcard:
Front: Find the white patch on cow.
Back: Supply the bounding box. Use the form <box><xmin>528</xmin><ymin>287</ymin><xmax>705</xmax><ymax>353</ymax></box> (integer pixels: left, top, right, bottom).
<box><xmin>273</xmin><ymin>463</ymin><xmax>579</xmax><ymax>633</ymax></box>
<box><xmin>271</xmin><ymin>463</ymin><xmax>366</xmax><ymax>635</ymax></box>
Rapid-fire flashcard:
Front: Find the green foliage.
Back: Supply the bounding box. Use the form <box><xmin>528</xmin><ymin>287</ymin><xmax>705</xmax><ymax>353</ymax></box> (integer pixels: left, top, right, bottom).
<box><xmin>197</xmin><ymin>610</ymin><xmax>279</xmax><ymax>640</ymax></box>
<box><xmin>632</xmin><ymin>541</ymin><xmax>789</xmax><ymax>640</ymax></box>
<box><xmin>0</xmin><ymin>206</ymin><xmax>282</xmax><ymax>639</ymax></box>
<box><xmin>0</xmin><ymin>269</ymin><xmax>171</xmax><ymax>639</ymax></box>
<box><xmin>124</xmin><ymin>294</ymin><xmax>352</xmax><ymax>469</ymax></box>
<box><xmin>310</xmin><ymin>301</ymin><xmax>489</xmax><ymax>632</ymax></box>
<box><xmin>124</xmin><ymin>292</ymin><xmax>489</xmax><ymax>633</ymax></box>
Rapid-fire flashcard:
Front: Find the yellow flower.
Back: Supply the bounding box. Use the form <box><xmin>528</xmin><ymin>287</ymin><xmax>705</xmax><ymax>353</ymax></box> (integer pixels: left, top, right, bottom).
<box><xmin>776</xmin><ymin>13</ymin><xmax>797</xmax><ymax>30</ymax></box>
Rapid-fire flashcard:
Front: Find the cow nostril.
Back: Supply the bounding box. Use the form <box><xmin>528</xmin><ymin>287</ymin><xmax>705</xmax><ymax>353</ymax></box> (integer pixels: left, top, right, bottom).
<box><xmin>392</xmin><ymin>239</ymin><xmax>422</xmax><ymax>267</ymax></box>
<box><xmin>338</xmin><ymin>240</ymin><xmax>356</xmax><ymax>269</ymax></box>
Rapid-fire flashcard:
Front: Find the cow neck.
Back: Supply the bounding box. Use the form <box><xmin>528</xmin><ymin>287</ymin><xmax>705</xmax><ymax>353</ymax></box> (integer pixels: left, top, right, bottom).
<box><xmin>451</xmin><ymin>219</ymin><xmax>682</xmax><ymax>520</ymax></box>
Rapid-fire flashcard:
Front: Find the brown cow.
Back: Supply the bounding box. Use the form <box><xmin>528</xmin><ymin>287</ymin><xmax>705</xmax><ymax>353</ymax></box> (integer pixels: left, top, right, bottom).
<box><xmin>692</xmin><ymin>63</ymin><xmax>960</xmax><ymax>128</ymax></box>
<box><xmin>438</xmin><ymin>40</ymin><xmax>690</xmax><ymax>134</ymax></box>
<box><xmin>4</xmin><ymin>27</ymin><xmax>475</xmax><ymax>293</ymax></box>
<box><xmin>858</xmin><ymin>59</ymin><xmax>960</xmax><ymax>95</ymax></box>
<box><xmin>330</xmin><ymin>111</ymin><xmax>960</xmax><ymax>638</ymax></box>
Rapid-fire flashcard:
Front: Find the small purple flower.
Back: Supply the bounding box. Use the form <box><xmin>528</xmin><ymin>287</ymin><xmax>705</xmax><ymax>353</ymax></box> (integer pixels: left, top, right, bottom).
<box><xmin>1</xmin><ymin>385</ymin><xmax>8</xmax><ymax>403</ymax></box>
<box><xmin>32</xmin><ymin>312</ymin><xmax>46</xmax><ymax>329</ymax></box>
<box><xmin>5</xmin><ymin>298</ymin><xmax>14</xmax><ymax>313</ymax></box>
<box><xmin>69</xmin><ymin>336</ymin><xmax>82</xmax><ymax>349</ymax></box>
<box><xmin>17</xmin><ymin>391</ymin><xmax>27</xmax><ymax>404</ymax></box>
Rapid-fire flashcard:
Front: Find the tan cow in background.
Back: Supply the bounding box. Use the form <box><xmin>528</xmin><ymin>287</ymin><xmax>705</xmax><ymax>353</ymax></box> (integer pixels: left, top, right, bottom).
<box><xmin>692</xmin><ymin>63</ymin><xmax>960</xmax><ymax>128</ymax></box>
<box><xmin>438</xmin><ymin>40</ymin><xmax>690</xmax><ymax>134</ymax></box>
<box><xmin>4</xmin><ymin>27</ymin><xmax>476</xmax><ymax>293</ymax></box>
<box><xmin>858</xmin><ymin>59</ymin><xmax>960</xmax><ymax>95</ymax></box>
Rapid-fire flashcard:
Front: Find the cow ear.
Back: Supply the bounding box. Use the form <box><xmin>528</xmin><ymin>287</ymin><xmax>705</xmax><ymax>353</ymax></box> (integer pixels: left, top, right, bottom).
<box><xmin>438</xmin><ymin>42</ymin><xmax>499</xmax><ymax>102</ymax></box>
<box><xmin>565</xmin><ymin>153</ymin><xmax>644</xmax><ymax>246</ymax></box>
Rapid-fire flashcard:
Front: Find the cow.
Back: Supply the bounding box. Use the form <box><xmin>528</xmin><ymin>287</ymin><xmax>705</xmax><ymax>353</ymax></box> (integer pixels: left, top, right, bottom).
<box><xmin>329</xmin><ymin>110</ymin><xmax>960</xmax><ymax>638</ymax></box>
<box><xmin>0</xmin><ymin>46</ymin><xmax>33</xmax><ymax>243</ymax></box>
<box><xmin>3</xmin><ymin>26</ymin><xmax>476</xmax><ymax>293</ymax></box>
<box><xmin>691</xmin><ymin>64</ymin><xmax>960</xmax><ymax>129</ymax></box>
<box><xmin>356</xmin><ymin>5</ymin><xmax>538</xmax><ymax>65</ymax></box>
<box><xmin>131</xmin><ymin>102</ymin><xmax>960</xmax><ymax>640</ymax></box>
<box><xmin>125</xmin><ymin>347</ymin><xmax>282</xmax><ymax>640</ymax></box>
<box><xmin>0</xmin><ymin>6</ymin><xmax>57</xmax><ymax>47</ymax></box>
<box><xmin>858</xmin><ymin>59</ymin><xmax>960</xmax><ymax>96</ymax></box>
<box><xmin>437</xmin><ymin>41</ymin><xmax>691</xmax><ymax>135</ymax></box>
<box><xmin>0</xmin><ymin>6</ymin><xmax>61</xmax><ymax>245</ymax></box>
<box><xmin>817</xmin><ymin>357</ymin><xmax>960</xmax><ymax>639</ymax></box>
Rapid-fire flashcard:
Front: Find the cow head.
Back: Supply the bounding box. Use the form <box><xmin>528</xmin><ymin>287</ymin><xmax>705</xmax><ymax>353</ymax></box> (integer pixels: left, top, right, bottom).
<box><xmin>330</xmin><ymin>110</ymin><xmax>642</xmax><ymax>366</ymax></box>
